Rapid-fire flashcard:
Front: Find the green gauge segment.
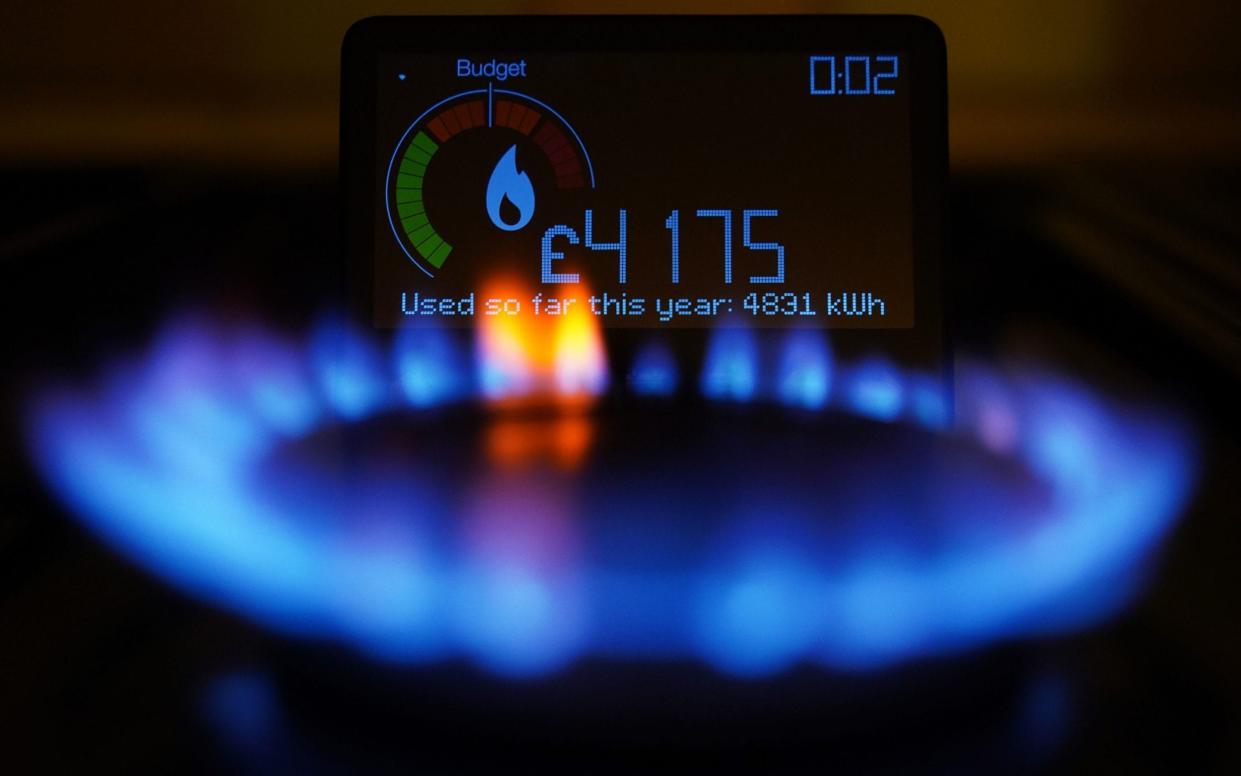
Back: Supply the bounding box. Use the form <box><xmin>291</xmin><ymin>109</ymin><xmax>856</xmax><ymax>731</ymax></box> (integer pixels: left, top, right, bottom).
<box><xmin>393</xmin><ymin>130</ymin><xmax>452</xmax><ymax>269</ymax></box>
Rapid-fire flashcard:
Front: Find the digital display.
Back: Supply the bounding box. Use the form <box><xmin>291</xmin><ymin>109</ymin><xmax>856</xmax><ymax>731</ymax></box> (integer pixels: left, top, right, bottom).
<box><xmin>344</xmin><ymin>17</ymin><xmax>945</xmax><ymax>342</ymax></box>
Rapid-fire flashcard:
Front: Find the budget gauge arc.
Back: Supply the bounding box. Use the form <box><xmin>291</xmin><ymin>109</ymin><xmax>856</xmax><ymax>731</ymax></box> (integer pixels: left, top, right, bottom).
<box><xmin>384</xmin><ymin>87</ymin><xmax>597</xmax><ymax>278</ymax></box>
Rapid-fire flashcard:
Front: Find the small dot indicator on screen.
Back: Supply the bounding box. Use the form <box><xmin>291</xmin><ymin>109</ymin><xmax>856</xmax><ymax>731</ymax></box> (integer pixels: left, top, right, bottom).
<box><xmin>398</xmin><ymin>73</ymin><xmax>406</xmax><ymax>81</ymax></box>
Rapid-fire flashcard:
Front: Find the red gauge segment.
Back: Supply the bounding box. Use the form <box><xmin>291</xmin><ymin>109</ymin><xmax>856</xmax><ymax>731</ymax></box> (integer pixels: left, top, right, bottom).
<box><xmin>534</xmin><ymin>121</ymin><xmax>586</xmax><ymax>189</ymax></box>
<box><xmin>495</xmin><ymin>100</ymin><xmax>541</xmax><ymax>135</ymax></box>
<box><xmin>426</xmin><ymin>99</ymin><xmax>488</xmax><ymax>143</ymax></box>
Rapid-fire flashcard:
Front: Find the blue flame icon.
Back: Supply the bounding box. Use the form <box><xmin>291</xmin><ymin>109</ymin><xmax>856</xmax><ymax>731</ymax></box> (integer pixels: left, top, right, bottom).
<box><xmin>486</xmin><ymin>145</ymin><xmax>535</xmax><ymax>231</ymax></box>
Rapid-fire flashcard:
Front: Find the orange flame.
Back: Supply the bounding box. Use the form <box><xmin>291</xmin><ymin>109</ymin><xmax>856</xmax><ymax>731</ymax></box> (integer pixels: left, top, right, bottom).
<box><xmin>484</xmin><ymin>413</ymin><xmax>596</xmax><ymax>471</ymax></box>
<box><xmin>475</xmin><ymin>275</ymin><xmax>606</xmax><ymax>469</ymax></box>
<box><xmin>475</xmin><ymin>276</ymin><xmax>607</xmax><ymax>407</ymax></box>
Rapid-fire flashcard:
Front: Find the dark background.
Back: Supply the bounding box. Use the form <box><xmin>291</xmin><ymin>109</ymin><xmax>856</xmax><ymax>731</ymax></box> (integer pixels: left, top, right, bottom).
<box><xmin>2</xmin><ymin>2</ymin><xmax>1240</xmax><ymax>772</ymax></box>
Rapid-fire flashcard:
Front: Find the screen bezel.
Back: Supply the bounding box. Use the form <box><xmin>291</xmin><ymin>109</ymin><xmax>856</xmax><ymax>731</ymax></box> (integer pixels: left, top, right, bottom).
<box><xmin>341</xmin><ymin>15</ymin><xmax>947</xmax><ymax>373</ymax></box>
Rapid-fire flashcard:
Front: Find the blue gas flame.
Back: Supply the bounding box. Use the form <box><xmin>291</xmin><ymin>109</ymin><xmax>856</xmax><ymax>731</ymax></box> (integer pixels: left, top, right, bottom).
<box><xmin>700</xmin><ymin>324</ymin><xmax>758</xmax><ymax>401</ymax></box>
<box><xmin>485</xmin><ymin>145</ymin><xmax>535</xmax><ymax>231</ymax></box>
<box><xmin>24</xmin><ymin>314</ymin><xmax>1197</xmax><ymax>678</ymax></box>
<box><xmin>775</xmin><ymin>329</ymin><xmax>832</xmax><ymax>410</ymax></box>
<box><xmin>628</xmin><ymin>340</ymin><xmax>679</xmax><ymax>397</ymax></box>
